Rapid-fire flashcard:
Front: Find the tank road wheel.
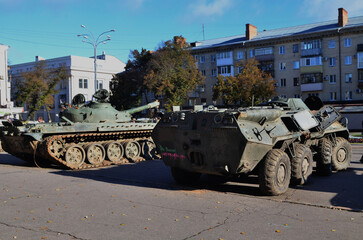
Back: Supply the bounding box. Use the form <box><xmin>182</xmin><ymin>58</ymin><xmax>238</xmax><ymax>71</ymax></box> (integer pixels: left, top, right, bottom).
<box><xmin>48</xmin><ymin>137</ymin><xmax>65</xmax><ymax>159</ymax></box>
<box><xmin>291</xmin><ymin>144</ymin><xmax>313</xmax><ymax>185</ymax></box>
<box><xmin>171</xmin><ymin>167</ymin><xmax>201</xmax><ymax>185</ymax></box>
<box><xmin>259</xmin><ymin>149</ymin><xmax>291</xmax><ymax>196</ymax></box>
<box><xmin>314</xmin><ymin>138</ymin><xmax>332</xmax><ymax>176</ymax></box>
<box><xmin>141</xmin><ymin>140</ymin><xmax>156</xmax><ymax>160</ymax></box>
<box><xmin>65</xmin><ymin>145</ymin><xmax>85</xmax><ymax>169</ymax></box>
<box><xmin>104</xmin><ymin>141</ymin><xmax>124</xmax><ymax>163</ymax></box>
<box><xmin>331</xmin><ymin>137</ymin><xmax>352</xmax><ymax>171</ymax></box>
<box><xmin>85</xmin><ymin>143</ymin><xmax>105</xmax><ymax>165</ymax></box>
<box><xmin>123</xmin><ymin>141</ymin><xmax>141</xmax><ymax>162</ymax></box>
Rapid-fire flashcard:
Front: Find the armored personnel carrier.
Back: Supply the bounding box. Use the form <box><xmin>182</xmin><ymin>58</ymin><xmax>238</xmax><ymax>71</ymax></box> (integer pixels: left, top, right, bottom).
<box><xmin>0</xmin><ymin>90</ymin><xmax>159</xmax><ymax>170</ymax></box>
<box><xmin>152</xmin><ymin>97</ymin><xmax>351</xmax><ymax>195</ymax></box>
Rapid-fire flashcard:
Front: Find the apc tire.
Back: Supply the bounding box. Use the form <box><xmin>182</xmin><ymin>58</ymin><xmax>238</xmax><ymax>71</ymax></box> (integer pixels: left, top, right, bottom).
<box><xmin>315</xmin><ymin>138</ymin><xmax>332</xmax><ymax>176</ymax></box>
<box><xmin>331</xmin><ymin>137</ymin><xmax>352</xmax><ymax>171</ymax></box>
<box><xmin>291</xmin><ymin>144</ymin><xmax>313</xmax><ymax>185</ymax></box>
<box><xmin>171</xmin><ymin>167</ymin><xmax>201</xmax><ymax>185</ymax></box>
<box><xmin>259</xmin><ymin>149</ymin><xmax>291</xmax><ymax>196</ymax></box>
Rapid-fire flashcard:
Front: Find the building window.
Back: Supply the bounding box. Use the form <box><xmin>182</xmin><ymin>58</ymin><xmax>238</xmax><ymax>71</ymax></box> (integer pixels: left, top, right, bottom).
<box><xmin>358</xmin><ymin>52</ymin><xmax>363</xmax><ymax>68</ymax></box>
<box><xmin>329</xmin><ymin>57</ymin><xmax>336</xmax><ymax>66</ymax></box>
<box><xmin>249</xmin><ymin>50</ymin><xmax>254</xmax><ymax>58</ymax></box>
<box><xmin>345</xmin><ymin>73</ymin><xmax>352</xmax><ymax>83</ymax></box>
<box><xmin>293</xmin><ymin>44</ymin><xmax>299</xmax><ymax>53</ymax></box>
<box><xmin>238</xmin><ymin>67</ymin><xmax>243</xmax><ymax>74</ymax></box>
<box><xmin>345</xmin><ymin>56</ymin><xmax>352</xmax><ymax>65</ymax></box>
<box><xmin>211</xmin><ymin>55</ymin><xmax>216</xmax><ymax>62</ymax></box>
<box><xmin>280</xmin><ymin>78</ymin><xmax>286</xmax><ymax>87</ymax></box>
<box><xmin>201</xmin><ymin>70</ymin><xmax>206</xmax><ymax>76</ymax></box>
<box><xmin>193</xmin><ymin>55</ymin><xmax>198</xmax><ymax>61</ymax></box>
<box><xmin>218</xmin><ymin>65</ymin><xmax>232</xmax><ymax>75</ymax></box>
<box><xmin>255</xmin><ymin>47</ymin><xmax>273</xmax><ymax>56</ymax></box>
<box><xmin>199</xmin><ymin>84</ymin><xmax>206</xmax><ymax>93</ymax></box>
<box><xmin>328</xmin><ymin>40</ymin><xmax>335</xmax><ymax>48</ymax></box>
<box><xmin>200</xmin><ymin>56</ymin><xmax>205</xmax><ymax>63</ymax></box>
<box><xmin>279</xmin><ymin>46</ymin><xmax>285</xmax><ymax>55</ymax></box>
<box><xmin>279</xmin><ymin>62</ymin><xmax>286</xmax><ymax>70</ymax></box>
<box><xmin>237</xmin><ymin>51</ymin><xmax>244</xmax><ymax>59</ymax></box>
<box><xmin>293</xmin><ymin>61</ymin><xmax>299</xmax><ymax>69</ymax></box>
<box><xmin>302</xmin><ymin>39</ymin><xmax>321</xmax><ymax>50</ymax></box>
<box><xmin>330</xmin><ymin>92</ymin><xmax>337</xmax><ymax>101</ymax></box>
<box><xmin>293</xmin><ymin>77</ymin><xmax>299</xmax><ymax>86</ymax></box>
<box><xmin>59</xmin><ymin>94</ymin><xmax>67</xmax><ymax>106</ymax></box>
<box><xmin>301</xmin><ymin>73</ymin><xmax>323</xmax><ymax>84</ymax></box>
<box><xmin>344</xmin><ymin>38</ymin><xmax>352</xmax><ymax>47</ymax></box>
<box><xmin>345</xmin><ymin>91</ymin><xmax>352</xmax><ymax>100</ymax></box>
<box><xmin>301</xmin><ymin>56</ymin><xmax>322</xmax><ymax>67</ymax></box>
<box><xmin>359</xmin><ymin>69</ymin><xmax>363</xmax><ymax>81</ymax></box>
<box><xmin>79</xmin><ymin>79</ymin><xmax>88</xmax><ymax>89</ymax></box>
<box><xmin>329</xmin><ymin>75</ymin><xmax>336</xmax><ymax>84</ymax></box>
<box><xmin>96</xmin><ymin>80</ymin><xmax>103</xmax><ymax>90</ymax></box>
<box><xmin>308</xmin><ymin>93</ymin><xmax>319</xmax><ymax>98</ymax></box>
<box><xmin>211</xmin><ymin>69</ymin><xmax>217</xmax><ymax>76</ymax></box>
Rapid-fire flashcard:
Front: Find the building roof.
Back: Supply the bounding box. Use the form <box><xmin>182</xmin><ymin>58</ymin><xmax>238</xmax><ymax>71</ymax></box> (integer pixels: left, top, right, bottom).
<box><xmin>191</xmin><ymin>16</ymin><xmax>363</xmax><ymax>50</ymax></box>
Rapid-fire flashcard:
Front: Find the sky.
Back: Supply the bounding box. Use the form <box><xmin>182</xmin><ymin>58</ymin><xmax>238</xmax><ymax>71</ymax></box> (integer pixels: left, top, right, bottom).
<box><xmin>1</xmin><ymin>0</ymin><xmax>363</xmax><ymax>65</ymax></box>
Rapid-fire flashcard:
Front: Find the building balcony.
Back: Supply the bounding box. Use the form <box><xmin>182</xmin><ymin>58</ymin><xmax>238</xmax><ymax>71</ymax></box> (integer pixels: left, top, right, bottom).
<box><xmin>301</xmin><ymin>82</ymin><xmax>323</xmax><ymax>92</ymax></box>
<box><xmin>358</xmin><ymin>81</ymin><xmax>363</xmax><ymax>89</ymax></box>
<box><xmin>301</xmin><ymin>48</ymin><xmax>322</xmax><ymax>57</ymax></box>
<box><xmin>300</xmin><ymin>65</ymin><xmax>323</xmax><ymax>74</ymax></box>
<box><xmin>254</xmin><ymin>54</ymin><xmax>274</xmax><ymax>62</ymax></box>
<box><xmin>216</xmin><ymin>57</ymin><xmax>233</xmax><ymax>66</ymax></box>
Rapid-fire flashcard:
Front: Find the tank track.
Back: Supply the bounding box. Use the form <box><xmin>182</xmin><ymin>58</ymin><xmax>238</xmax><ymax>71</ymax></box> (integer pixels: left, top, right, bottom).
<box><xmin>36</xmin><ymin>130</ymin><xmax>156</xmax><ymax>170</ymax></box>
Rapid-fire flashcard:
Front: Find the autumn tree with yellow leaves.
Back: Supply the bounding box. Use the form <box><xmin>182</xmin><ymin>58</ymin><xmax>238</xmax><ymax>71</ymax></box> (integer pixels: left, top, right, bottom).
<box><xmin>213</xmin><ymin>58</ymin><xmax>276</xmax><ymax>106</ymax></box>
<box><xmin>14</xmin><ymin>61</ymin><xmax>70</xmax><ymax>121</ymax></box>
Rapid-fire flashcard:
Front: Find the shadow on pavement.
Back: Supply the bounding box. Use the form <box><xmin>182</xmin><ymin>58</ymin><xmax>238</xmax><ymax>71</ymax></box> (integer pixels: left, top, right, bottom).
<box><xmin>2</xmin><ymin>151</ymin><xmax>362</xmax><ymax>211</ymax></box>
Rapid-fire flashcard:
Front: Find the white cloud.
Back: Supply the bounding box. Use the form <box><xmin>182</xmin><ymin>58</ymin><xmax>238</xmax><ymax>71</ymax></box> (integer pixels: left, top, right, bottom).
<box><xmin>301</xmin><ymin>0</ymin><xmax>363</xmax><ymax>21</ymax></box>
<box><xmin>190</xmin><ymin>0</ymin><xmax>233</xmax><ymax>18</ymax></box>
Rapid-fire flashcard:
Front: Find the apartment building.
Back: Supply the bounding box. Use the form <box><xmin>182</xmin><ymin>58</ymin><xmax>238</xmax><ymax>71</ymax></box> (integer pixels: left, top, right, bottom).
<box><xmin>0</xmin><ymin>44</ymin><xmax>11</xmax><ymax>107</ymax></box>
<box><xmin>9</xmin><ymin>53</ymin><xmax>125</xmax><ymax>121</ymax></box>
<box><xmin>190</xmin><ymin>8</ymin><xmax>363</xmax><ymax>107</ymax></box>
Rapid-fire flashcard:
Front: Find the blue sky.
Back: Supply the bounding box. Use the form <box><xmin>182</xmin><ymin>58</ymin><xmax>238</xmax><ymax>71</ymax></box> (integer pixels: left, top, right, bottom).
<box><xmin>1</xmin><ymin>0</ymin><xmax>363</xmax><ymax>65</ymax></box>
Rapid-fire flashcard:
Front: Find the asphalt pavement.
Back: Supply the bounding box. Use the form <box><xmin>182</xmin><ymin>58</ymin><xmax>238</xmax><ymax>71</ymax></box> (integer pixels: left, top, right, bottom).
<box><xmin>0</xmin><ymin>144</ymin><xmax>362</xmax><ymax>240</ymax></box>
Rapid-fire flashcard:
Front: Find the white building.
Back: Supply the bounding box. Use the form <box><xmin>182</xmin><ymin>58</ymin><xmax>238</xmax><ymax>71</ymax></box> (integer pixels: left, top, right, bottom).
<box><xmin>0</xmin><ymin>44</ymin><xmax>11</xmax><ymax>107</ymax></box>
<box><xmin>9</xmin><ymin>53</ymin><xmax>125</xmax><ymax>121</ymax></box>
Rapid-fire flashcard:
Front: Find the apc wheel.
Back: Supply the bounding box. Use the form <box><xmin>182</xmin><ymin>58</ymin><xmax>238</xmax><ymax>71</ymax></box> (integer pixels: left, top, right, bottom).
<box><xmin>171</xmin><ymin>167</ymin><xmax>201</xmax><ymax>185</ymax></box>
<box><xmin>332</xmin><ymin>137</ymin><xmax>352</xmax><ymax>171</ymax></box>
<box><xmin>291</xmin><ymin>144</ymin><xmax>313</xmax><ymax>185</ymax></box>
<box><xmin>105</xmin><ymin>141</ymin><xmax>124</xmax><ymax>163</ymax></box>
<box><xmin>315</xmin><ymin>138</ymin><xmax>332</xmax><ymax>176</ymax></box>
<box><xmin>85</xmin><ymin>143</ymin><xmax>105</xmax><ymax>165</ymax></box>
<box><xmin>141</xmin><ymin>140</ymin><xmax>156</xmax><ymax>160</ymax></box>
<box><xmin>65</xmin><ymin>145</ymin><xmax>85</xmax><ymax>168</ymax></box>
<box><xmin>259</xmin><ymin>149</ymin><xmax>291</xmax><ymax>196</ymax></box>
<box><xmin>123</xmin><ymin>141</ymin><xmax>141</xmax><ymax>162</ymax></box>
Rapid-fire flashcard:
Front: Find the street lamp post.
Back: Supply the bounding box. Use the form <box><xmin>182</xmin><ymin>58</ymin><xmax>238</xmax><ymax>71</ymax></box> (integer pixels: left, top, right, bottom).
<box><xmin>77</xmin><ymin>25</ymin><xmax>115</xmax><ymax>93</ymax></box>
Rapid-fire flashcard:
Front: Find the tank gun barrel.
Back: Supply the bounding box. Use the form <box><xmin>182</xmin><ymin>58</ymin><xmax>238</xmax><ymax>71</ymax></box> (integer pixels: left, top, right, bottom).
<box><xmin>125</xmin><ymin>101</ymin><xmax>159</xmax><ymax>115</ymax></box>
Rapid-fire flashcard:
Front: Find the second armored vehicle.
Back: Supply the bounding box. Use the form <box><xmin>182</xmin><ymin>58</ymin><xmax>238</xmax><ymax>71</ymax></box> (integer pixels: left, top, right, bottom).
<box><xmin>152</xmin><ymin>97</ymin><xmax>351</xmax><ymax>195</ymax></box>
<box><xmin>0</xmin><ymin>90</ymin><xmax>159</xmax><ymax>169</ymax></box>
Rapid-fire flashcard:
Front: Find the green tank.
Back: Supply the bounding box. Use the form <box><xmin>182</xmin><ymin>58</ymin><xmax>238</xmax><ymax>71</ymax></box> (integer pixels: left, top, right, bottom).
<box><xmin>0</xmin><ymin>90</ymin><xmax>160</xmax><ymax>169</ymax></box>
<box><xmin>152</xmin><ymin>97</ymin><xmax>352</xmax><ymax>195</ymax></box>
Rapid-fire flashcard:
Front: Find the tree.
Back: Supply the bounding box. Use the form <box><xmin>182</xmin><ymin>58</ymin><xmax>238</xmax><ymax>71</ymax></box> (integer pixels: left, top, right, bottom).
<box><xmin>14</xmin><ymin>61</ymin><xmax>70</xmax><ymax>121</ymax></box>
<box><xmin>110</xmin><ymin>48</ymin><xmax>152</xmax><ymax>110</ymax></box>
<box><xmin>213</xmin><ymin>58</ymin><xmax>276</xmax><ymax>106</ymax></box>
<box><xmin>144</xmin><ymin>36</ymin><xmax>204</xmax><ymax>111</ymax></box>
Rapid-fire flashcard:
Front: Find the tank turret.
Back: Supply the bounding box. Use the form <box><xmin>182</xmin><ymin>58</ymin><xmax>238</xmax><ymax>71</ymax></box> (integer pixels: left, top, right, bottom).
<box><xmin>60</xmin><ymin>89</ymin><xmax>159</xmax><ymax>123</ymax></box>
